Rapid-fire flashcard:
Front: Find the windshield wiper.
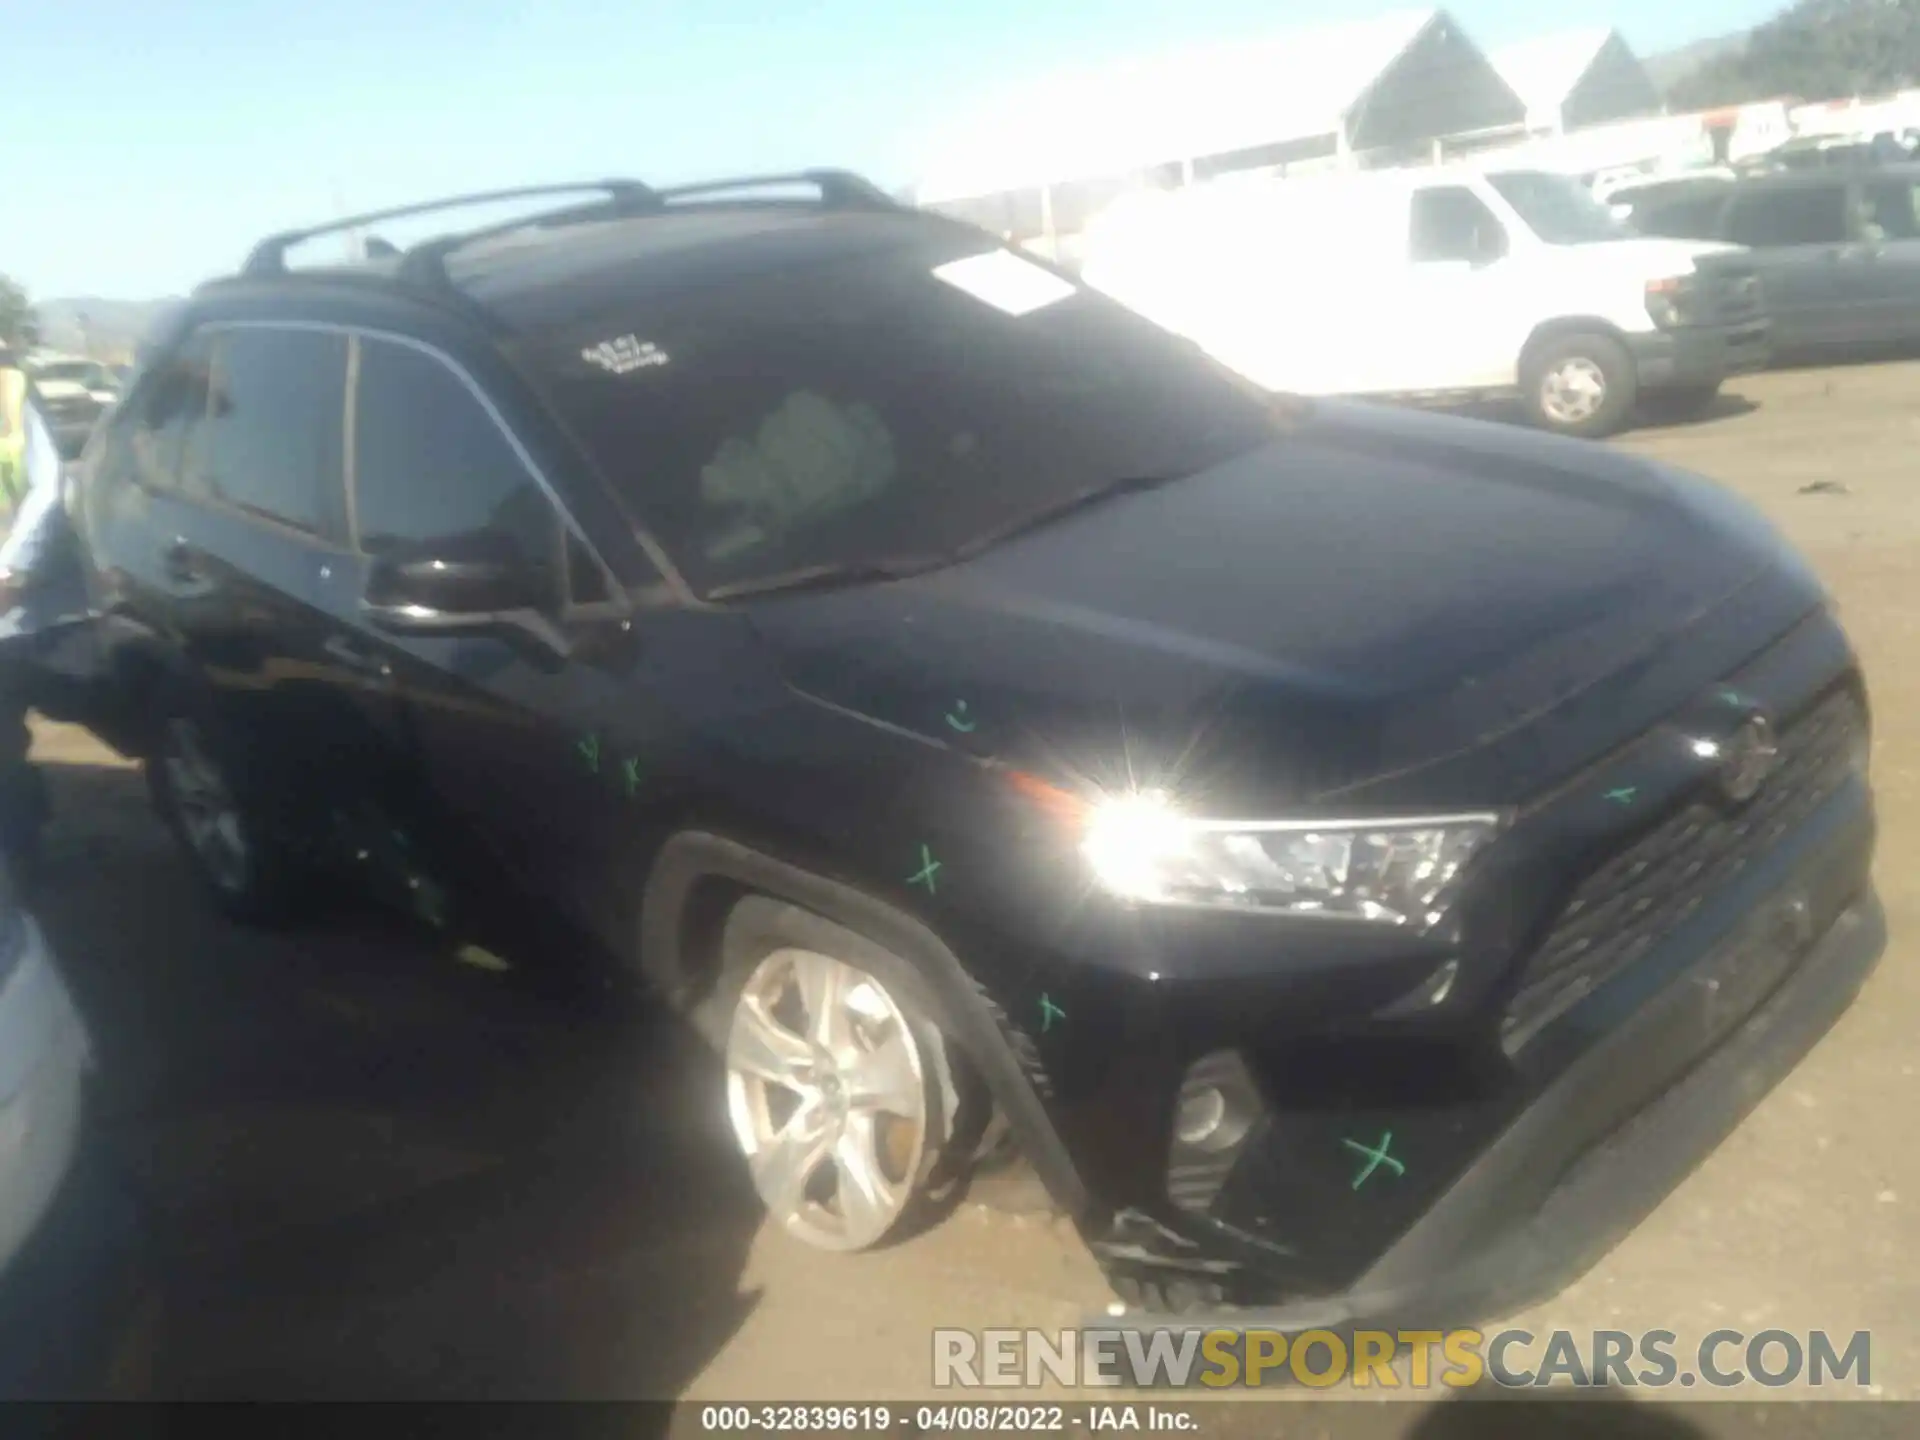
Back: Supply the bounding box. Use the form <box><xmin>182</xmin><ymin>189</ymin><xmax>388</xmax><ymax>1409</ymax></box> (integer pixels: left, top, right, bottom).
<box><xmin>706</xmin><ymin>554</ymin><xmax>949</xmax><ymax>601</ymax></box>
<box><xmin>952</xmin><ymin>473</ymin><xmax>1195</xmax><ymax>560</ymax></box>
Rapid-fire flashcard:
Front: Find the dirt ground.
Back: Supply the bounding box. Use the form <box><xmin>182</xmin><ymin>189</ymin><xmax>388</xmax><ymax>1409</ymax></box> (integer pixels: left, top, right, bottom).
<box><xmin>26</xmin><ymin>360</ymin><xmax>1920</xmax><ymax>1415</ymax></box>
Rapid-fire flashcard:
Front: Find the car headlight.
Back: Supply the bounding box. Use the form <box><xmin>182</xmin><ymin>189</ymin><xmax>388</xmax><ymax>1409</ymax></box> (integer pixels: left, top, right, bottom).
<box><xmin>1645</xmin><ymin>274</ymin><xmax>1701</xmax><ymax>329</ymax></box>
<box><xmin>1079</xmin><ymin>791</ymin><xmax>1499</xmax><ymax>927</ymax></box>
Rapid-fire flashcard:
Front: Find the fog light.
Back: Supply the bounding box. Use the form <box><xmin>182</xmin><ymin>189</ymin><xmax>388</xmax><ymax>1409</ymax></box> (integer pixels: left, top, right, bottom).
<box><xmin>1175</xmin><ymin>1085</ymin><xmax>1228</xmax><ymax>1145</ymax></box>
<box><xmin>1168</xmin><ymin>1052</ymin><xmax>1262</xmax><ymax>1214</ymax></box>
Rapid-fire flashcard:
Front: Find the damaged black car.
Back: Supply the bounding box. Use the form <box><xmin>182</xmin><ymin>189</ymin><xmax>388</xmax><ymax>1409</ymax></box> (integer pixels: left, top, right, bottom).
<box><xmin>68</xmin><ymin>172</ymin><xmax>1881</xmax><ymax>1323</ymax></box>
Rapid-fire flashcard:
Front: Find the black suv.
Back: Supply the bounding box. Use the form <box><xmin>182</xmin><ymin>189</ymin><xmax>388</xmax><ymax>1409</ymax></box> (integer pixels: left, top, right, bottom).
<box><xmin>71</xmin><ymin>173</ymin><xmax>1882</xmax><ymax>1322</ymax></box>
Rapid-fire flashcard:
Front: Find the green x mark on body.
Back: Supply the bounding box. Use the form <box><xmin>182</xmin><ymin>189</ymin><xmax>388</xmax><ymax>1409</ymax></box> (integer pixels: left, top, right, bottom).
<box><xmin>1341</xmin><ymin>1131</ymin><xmax>1405</xmax><ymax>1190</ymax></box>
<box><xmin>908</xmin><ymin>845</ymin><xmax>942</xmax><ymax>894</ymax></box>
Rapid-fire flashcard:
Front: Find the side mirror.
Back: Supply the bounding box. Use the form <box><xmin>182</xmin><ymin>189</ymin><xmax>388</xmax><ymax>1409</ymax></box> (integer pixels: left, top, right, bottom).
<box><xmin>361</xmin><ymin>542</ymin><xmax>548</xmax><ymax>636</ymax></box>
<box><xmin>1471</xmin><ymin>226</ymin><xmax>1508</xmax><ymax>266</ymax></box>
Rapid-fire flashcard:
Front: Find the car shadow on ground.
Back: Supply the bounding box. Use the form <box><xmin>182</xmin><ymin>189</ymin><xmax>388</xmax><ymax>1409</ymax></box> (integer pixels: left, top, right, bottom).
<box><xmin>1404</xmin><ymin>1385</ymin><xmax>1715</xmax><ymax>1438</ymax></box>
<box><xmin>1634</xmin><ymin>391</ymin><xmax>1760</xmax><ymax>431</ymax></box>
<box><xmin>30</xmin><ymin>754</ymin><xmax>764</xmax><ymax>1402</ymax></box>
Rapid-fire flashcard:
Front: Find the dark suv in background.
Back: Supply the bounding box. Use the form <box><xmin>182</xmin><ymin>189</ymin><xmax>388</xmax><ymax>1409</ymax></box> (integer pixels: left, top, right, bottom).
<box><xmin>70</xmin><ymin>173</ymin><xmax>1883</xmax><ymax>1321</ymax></box>
<box><xmin>1631</xmin><ymin>165</ymin><xmax>1920</xmax><ymax>355</ymax></box>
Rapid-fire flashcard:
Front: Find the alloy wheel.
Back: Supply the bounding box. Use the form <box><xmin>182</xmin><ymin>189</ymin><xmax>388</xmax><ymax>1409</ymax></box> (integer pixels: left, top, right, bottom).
<box><xmin>1539</xmin><ymin>357</ymin><xmax>1608</xmax><ymax>426</ymax></box>
<box><xmin>162</xmin><ymin>719</ymin><xmax>249</xmax><ymax>894</ymax></box>
<box><xmin>725</xmin><ymin>947</ymin><xmax>942</xmax><ymax>1251</ymax></box>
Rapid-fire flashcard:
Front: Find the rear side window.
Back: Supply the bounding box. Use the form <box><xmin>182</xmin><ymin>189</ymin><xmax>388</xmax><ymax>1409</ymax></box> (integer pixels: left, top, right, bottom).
<box><xmin>1725</xmin><ymin>186</ymin><xmax>1847</xmax><ymax>247</ymax></box>
<box><xmin>352</xmin><ymin>337</ymin><xmax>561</xmax><ymax>598</ymax></box>
<box><xmin>1409</xmin><ymin>187</ymin><xmax>1504</xmax><ymax>262</ymax></box>
<box><xmin>192</xmin><ymin>328</ymin><xmax>348</xmax><ymax>538</ymax></box>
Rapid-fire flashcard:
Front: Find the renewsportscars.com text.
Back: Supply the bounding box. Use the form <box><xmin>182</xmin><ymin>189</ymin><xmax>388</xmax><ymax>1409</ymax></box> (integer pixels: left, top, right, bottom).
<box><xmin>932</xmin><ymin>1328</ymin><xmax>1873</xmax><ymax>1390</ymax></box>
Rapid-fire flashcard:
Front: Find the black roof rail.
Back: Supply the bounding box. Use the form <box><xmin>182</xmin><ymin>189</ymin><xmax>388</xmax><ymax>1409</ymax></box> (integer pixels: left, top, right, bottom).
<box><xmin>226</xmin><ymin>169</ymin><xmax>906</xmax><ymax>309</ymax></box>
<box><xmin>239</xmin><ymin>180</ymin><xmax>662</xmax><ymax>277</ymax></box>
<box><xmin>392</xmin><ymin>186</ymin><xmax>673</xmax><ymax>290</ymax></box>
<box><xmin>389</xmin><ymin>168</ymin><xmax>904</xmax><ymax>290</ymax></box>
<box><xmin>654</xmin><ymin>169</ymin><xmax>901</xmax><ymax>210</ymax></box>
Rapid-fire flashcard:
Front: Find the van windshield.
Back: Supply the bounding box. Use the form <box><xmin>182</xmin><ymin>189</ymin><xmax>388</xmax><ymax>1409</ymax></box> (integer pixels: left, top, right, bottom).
<box><xmin>509</xmin><ymin>232</ymin><xmax>1283</xmax><ymax>597</ymax></box>
<box><xmin>1486</xmin><ymin>171</ymin><xmax>1630</xmax><ymax>245</ymax></box>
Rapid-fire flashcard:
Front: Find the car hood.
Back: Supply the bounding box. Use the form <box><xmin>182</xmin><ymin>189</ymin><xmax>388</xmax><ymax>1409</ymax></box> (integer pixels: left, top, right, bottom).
<box><xmin>745</xmin><ymin>400</ymin><xmax>1824</xmax><ymax>812</ymax></box>
<box><xmin>1607</xmin><ymin>235</ymin><xmax>1745</xmax><ymax>270</ymax></box>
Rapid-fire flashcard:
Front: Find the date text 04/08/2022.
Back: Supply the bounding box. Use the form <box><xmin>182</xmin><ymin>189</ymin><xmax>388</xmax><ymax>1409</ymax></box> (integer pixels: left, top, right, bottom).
<box><xmin>695</xmin><ymin>1404</ymin><xmax>1202</xmax><ymax>1432</ymax></box>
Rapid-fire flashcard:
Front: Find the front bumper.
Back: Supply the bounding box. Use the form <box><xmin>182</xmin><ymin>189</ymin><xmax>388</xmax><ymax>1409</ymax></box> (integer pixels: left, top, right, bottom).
<box><xmin>1097</xmin><ymin>883</ymin><xmax>1881</xmax><ymax>1334</ymax></box>
<box><xmin>1629</xmin><ymin>320</ymin><xmax>1772</xmax><ymax>390</ymax></box>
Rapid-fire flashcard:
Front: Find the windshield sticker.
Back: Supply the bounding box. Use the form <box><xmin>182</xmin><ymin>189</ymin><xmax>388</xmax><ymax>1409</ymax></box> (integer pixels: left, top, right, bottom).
<box><xmin>582</xmin><ymin>334</ymin><xmax>669</xmax><ymax>374</ymax></box>
<box><xmin>932</xmin><ymin>250</ymin><xmax>1076</xmax><ymax>317</ymax></box>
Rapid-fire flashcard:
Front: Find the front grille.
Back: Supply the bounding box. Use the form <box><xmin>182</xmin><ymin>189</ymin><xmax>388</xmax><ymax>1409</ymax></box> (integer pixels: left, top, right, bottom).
<box><xmin>1501</xmin><ymin>688</ymin><xmax>1864</xmax><ymax>1050</ymax></box>
<box><xmin>1705</xmin><ymin>263</ymin><xmax>1767</xmax><ymax>326</ymax></box>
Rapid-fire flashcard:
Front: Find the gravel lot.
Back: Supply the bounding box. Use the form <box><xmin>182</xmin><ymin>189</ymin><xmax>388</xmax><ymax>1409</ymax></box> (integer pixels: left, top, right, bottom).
<box><xmin>27</xmin><ymin>360</ymin><xmax>1920</xmax><ymax>1419</ymax></box>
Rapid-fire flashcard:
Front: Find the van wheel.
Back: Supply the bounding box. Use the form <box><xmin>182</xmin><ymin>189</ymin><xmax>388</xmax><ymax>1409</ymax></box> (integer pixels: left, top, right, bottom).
<box><xmin>694</xmin><ymin>897</ymin><xmax>962</xmax><ymax>1252</ymax></box>
<box><xmin>148</xmin><ymin>704</ymin><xmax>306</xmax><ymax>925</ymax></box>
<box><xmin>1522</xmin><ymin>333</ymin><xmax>1636</xmax><ymax>439</ymax></box>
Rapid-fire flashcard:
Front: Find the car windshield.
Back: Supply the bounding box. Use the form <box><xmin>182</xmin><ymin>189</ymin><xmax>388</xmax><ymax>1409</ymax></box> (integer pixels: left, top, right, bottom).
<box><xmin>1486</xmin><ymin>170</ymin><xmax>1631</xmax><ymax>245</ymax></box>
<box><xmin>35</xmin><ymin>361</ymin><xmax>98</xmax><ymax>384</ymax></box>
<box><xmin>510</xmin><ymin>233</ymin><xmax>1283</xmax><ymax>596</ymax></box>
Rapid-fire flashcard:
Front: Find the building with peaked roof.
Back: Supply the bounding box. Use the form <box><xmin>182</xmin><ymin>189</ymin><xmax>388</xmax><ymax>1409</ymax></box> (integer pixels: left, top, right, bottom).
<box><xmin>914</xmin><ymin>9</ymin><xmax>1525</xmax><ymax>240</ymax></box>
<box><xmin>1491</xmin><ymin>29</ymin><xmax>1662</xmax><ymax>136</ymax></box>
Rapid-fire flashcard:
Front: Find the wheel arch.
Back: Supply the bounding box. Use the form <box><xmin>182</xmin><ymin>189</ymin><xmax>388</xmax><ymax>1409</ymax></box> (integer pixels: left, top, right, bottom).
<box><xmin>1518</xmin><ymin>316</ymin><xmax>1635</xmax><ymax>373</ymax></box>
<box><xmin>89</xmin><ymin>616</ymin><xmax>201</xmax><ymax>759</ymax></box>
<box><xmin>638</xmin><ymin>829</ymin><xmax>1091</xmax><ymax>1220</ymax></box>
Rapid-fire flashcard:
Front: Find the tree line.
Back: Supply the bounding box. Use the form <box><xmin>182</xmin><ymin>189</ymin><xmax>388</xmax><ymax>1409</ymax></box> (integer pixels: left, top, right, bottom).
<box><xmin>1671</xmin><ymin>0</ymin><xmax>1920</xmax><ymax>110</ymax></box>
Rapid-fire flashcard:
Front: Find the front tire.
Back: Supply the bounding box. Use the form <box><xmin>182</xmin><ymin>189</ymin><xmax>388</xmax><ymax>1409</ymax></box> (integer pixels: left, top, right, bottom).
<box><xmin>694</xmin><ymin>897</ymin><xmax>962</xmax><ymax>1253</ymax></box>
<box><xmin>147</xmin><ymin>702</ymin><xmax>306</xmax><ymax>926</ymax></box>
<box><xmin>1522</xmin><ymin>332</ymin><xmax>1637</xmax><ymax>439</ymax></box>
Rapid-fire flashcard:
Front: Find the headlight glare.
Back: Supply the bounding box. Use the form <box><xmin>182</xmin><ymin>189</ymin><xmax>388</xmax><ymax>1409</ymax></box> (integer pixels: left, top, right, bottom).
<box><xmin>1081</xmin><ymin>791</ymin><xmax>1498</xmax><ymax>927</ymax></box>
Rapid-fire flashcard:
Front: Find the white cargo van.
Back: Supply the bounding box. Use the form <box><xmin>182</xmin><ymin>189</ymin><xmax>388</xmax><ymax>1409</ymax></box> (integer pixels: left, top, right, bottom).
<box><xmin>1078</xmin><ymin>165</ymin><xmax>1772</xmax><ymax>438</ymax></box>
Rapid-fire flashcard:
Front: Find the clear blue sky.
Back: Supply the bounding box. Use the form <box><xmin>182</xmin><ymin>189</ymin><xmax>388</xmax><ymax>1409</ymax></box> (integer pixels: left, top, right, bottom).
<box><xmin>5</xmin><ymin>0</ymin><xmax>1781</xmax><ymax>300</ymax></box>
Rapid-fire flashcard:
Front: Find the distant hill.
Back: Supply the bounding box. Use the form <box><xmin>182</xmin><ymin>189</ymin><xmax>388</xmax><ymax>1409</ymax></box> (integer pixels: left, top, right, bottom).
<box><xmin>33</xmin><ymin>297</ymin><xmax>182</xmax><ymax>361</ymax></box>
<box><xmin>1668</xmin><ymin>0</ymin><xmax>1920</xmax><ymax>108</ymax></box>
<box><xmin>1643</xmin><ymin>31</ymin><xmax>1752</xmax><ymax>94</ymax></box>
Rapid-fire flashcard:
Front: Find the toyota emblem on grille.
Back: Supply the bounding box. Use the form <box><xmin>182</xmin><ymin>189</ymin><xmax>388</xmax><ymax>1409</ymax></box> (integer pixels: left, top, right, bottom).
<box><xmin>1719</xmin><ymin>712</ymin><xmax>1780</xmax><ymax>804</ymax></box>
